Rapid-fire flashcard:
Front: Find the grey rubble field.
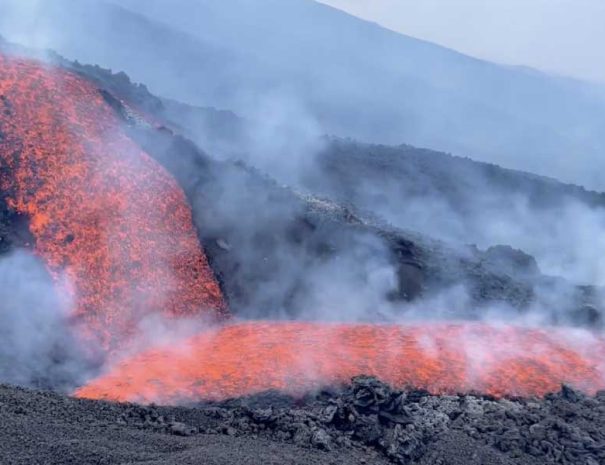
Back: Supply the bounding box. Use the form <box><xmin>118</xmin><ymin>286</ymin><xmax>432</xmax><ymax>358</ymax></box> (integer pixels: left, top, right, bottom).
<box><xmin>1</xmin><ymin>377</ymin><xmax>605</xmax><ymax>465</ymax></box>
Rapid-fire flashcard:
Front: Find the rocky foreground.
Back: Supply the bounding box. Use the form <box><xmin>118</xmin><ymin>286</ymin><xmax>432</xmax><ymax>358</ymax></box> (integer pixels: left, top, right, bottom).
<box><xmin>1</xmin><ymin>377</ymin><xmax>604</xmax><ymax>465</ymax></box>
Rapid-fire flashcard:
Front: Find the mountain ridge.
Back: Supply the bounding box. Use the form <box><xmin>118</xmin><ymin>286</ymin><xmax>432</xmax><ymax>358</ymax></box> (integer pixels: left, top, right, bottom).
<box><xmin>1</xmin><ymin>0</ymin><xmax>605</xmax><ymax>188</ymax></box>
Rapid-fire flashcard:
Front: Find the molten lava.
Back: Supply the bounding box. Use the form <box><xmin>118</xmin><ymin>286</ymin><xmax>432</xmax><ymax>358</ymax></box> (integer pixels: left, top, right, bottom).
<box><xmin>76</xmin><ymin>322</ymin><xmax>605</xmax><ymax>404</ymax></box>
<box><xmin>0</xmin><ymin>54</ymin><xmax>226</xmax><ymax>349</ymax></box>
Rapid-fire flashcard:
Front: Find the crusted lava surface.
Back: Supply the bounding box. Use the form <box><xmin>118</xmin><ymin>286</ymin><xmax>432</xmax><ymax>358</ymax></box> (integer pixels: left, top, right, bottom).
<box><xmin>2</xmin><ymin>377</ymin><xmax>605</xmax><ymax>465</ymax></box>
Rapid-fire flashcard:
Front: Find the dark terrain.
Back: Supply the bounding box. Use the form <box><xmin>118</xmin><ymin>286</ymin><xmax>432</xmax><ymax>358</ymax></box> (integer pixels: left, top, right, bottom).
<box><xmin>2</xmin><ymin>377</ymin><xmax>604</xmax><ymax>465</ymax></box>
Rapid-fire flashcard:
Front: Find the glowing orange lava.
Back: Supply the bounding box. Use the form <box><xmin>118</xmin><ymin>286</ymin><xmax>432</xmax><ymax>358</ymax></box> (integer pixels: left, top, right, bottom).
<box><xmin>76</xmin><ymin>322</ymin><xmax>605</xmax><ymax>404</ymax></box>
<box><xmin>0</xmin><ymin>54</ymin><xmax>227</xmax><ymax>349</ymax></box>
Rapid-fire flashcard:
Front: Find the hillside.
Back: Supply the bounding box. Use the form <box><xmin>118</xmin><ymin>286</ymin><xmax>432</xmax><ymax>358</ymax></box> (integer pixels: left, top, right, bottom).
<box><xmin>304</xmin><ymin>139</ymin><xmax>605</xmax><ymax>285</ymax></box>
<box><xmin>1</xmin><ymin>0</ymin><xmax>604</xmax><ymax>188</ymax></box>
<box><xmin>49</xmin><ymin>47</ymin><xmax>605</xmax><ymax>291</ymax></box>
<box><xmin>1</xmin><ymin>25</ymin><xmax>605</xmax><ymax>465</ymax></box>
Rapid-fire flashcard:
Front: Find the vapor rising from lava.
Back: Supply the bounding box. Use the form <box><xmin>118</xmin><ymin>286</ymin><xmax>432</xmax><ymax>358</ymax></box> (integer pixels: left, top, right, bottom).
<box><xmin>1</xmin><ymin>49</ymin><xmax>605</xmax><ymax>404</ymax></box>
<box><xmin>76</xmin><ymin>322</ymin><xmax>605</xmax><ymax>404</ymax></box>
<box><xmin>0</xmin><ymin>53</ymin><xmax>226</xmax><ymax>353</ymax></box>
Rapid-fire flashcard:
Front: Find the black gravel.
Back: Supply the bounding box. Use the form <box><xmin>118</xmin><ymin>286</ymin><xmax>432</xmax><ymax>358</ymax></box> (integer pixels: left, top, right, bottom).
<box><xmin>0</xmin><ymin>381</ymin><xmax>387</xmax><ymax>465</ymax></box>
<box><xmin>2</xmin><ymin>377</ymin><xmax>605</xmax><ymax>465</ymax></box>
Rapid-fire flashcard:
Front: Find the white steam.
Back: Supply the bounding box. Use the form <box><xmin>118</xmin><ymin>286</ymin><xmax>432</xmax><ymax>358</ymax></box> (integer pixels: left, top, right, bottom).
<box><xmin>0</xmin><ymin>251</ymin><xmax>91</xmax><ymax>389</ymax></box>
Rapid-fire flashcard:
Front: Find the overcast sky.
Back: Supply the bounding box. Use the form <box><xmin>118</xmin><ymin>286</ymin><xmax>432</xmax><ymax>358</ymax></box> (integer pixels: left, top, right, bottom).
<box><xmin>319</xmin><ymin>0</ymin><xmax>605</xmax><ymax>83</ymax></box>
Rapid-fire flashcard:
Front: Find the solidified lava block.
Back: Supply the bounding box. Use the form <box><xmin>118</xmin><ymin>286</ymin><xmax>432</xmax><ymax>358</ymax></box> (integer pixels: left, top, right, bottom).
<box><xmin>0</xmin><ymin>54</ymin><xmax>227</xmax><ymax>349</ymax></box>
<box><xmin>76</xmin><ymin>322</ymin><xmax>605</xmax><ymax>404</ymax></box>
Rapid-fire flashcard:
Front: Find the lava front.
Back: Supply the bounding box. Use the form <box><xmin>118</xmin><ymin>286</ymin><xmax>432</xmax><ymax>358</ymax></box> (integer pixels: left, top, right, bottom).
<box><xmin>76</xmin><ymin>322</ymin><xmax>605</xmax><ymax>404</ymax></box>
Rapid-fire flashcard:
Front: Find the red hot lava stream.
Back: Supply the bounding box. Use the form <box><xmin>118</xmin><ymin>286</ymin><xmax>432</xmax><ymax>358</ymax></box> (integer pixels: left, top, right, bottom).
<box><xmin>76</xmin><ymin>322</ymin><xmax>605</xmax><ymax>404</ymax></box>
<box><xmin>1</xmin><ymin>53</ymin><xmax>604</xmax><ymax>403</ymax></box>
<box><xmin>0</xmin><ymin>54</ymin><xmax>226</xmax><ymax>350</ymax></box>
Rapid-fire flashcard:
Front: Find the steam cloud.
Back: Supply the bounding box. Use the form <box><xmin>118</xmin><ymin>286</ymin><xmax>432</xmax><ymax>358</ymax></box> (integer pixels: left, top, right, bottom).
<box><xmin>0</xmin><ymin>251</ymin><xmax>93</xmax><ymax>390</ymax></box>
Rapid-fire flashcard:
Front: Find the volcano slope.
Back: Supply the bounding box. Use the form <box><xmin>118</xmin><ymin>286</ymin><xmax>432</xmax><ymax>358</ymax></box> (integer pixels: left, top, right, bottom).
<box><xmin>1</xmin><ymin>40</ymin><xmax>605</xmax><ymax>464</ymax></box>
<box><xmin>58</xmin><ymin>57</ymin><xmax>603</xmax><ymax>326</ymax></box>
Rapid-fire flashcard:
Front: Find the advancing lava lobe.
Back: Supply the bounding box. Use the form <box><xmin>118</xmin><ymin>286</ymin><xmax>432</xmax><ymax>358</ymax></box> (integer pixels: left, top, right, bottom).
<box><xmin>0</xmin><ymin>54</ymin><xmax>226</xmax><ymax>349</ymax></box>
<box><xmin>76</xmin><ymin>322</ymin><xmax>605</xmax><ymax>404</ymax></box>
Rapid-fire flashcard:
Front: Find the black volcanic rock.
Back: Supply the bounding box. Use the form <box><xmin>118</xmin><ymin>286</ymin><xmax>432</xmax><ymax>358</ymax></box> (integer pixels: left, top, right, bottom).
<box><xmin>484</xmin><ymin>245</ymin><xmax>540</xmax><ymax>278</ymax></box>
<box><xmin>1</xmin><ymin>379</ymin><xmax>604</xmax><ymax>464</ymax></box>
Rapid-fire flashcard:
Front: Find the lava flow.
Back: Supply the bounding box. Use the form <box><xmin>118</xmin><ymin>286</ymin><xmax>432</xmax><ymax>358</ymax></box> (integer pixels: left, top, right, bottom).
<box><xmin>2</xmin><ymin>52</ymin><xmax>605</xmax><ymax>405</ymax></box>
<box><xmin>76</xmin><ymin>322</ymin><xmax>605</xmax><ymax>404</ymax></box>
<box><xmin>0</xmin><ymin>53</ymin><xmax>226</xmax><ymax>349</ymax></box>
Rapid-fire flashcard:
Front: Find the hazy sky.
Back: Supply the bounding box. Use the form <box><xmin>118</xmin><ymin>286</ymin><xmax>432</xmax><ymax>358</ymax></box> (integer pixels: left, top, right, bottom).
<box><xmin>319</xmin><ymin>0</ymin><xmax>605</xmax><ymax>83</ymax></box>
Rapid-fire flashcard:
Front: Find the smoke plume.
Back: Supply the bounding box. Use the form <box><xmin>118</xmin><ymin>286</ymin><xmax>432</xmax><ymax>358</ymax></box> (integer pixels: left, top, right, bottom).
<box><xmin>0</xmin><ymin>251</ymin><xmax>92</xmax><ymax>390</ymax></box>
